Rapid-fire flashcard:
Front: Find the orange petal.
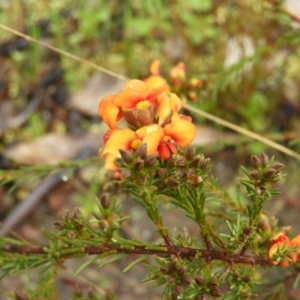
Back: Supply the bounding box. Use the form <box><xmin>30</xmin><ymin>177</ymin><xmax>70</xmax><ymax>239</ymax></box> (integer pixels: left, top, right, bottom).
<box><xmin>147</xmin><ymin>84</ymin><xmax>169</xmax><ymax>102</ymax></box>
<box><xmin>150</xmin><ymin>59</ymin><xmax>161</xmax><ymax>75</ymax></box>
<box><xmin>291</xmin><ymin>251</ymin><xmax>297</xmax><ymax>263</ymax></box>
<box><xmin>102</xmin><ymin>129</ymin><xmax>136</xmax><ymax>156</ymax></box>
<box><xmin>114</xmin><ymin>90</ymin><xmax>143</xmax><ymax>108</ymax></box>
<box><xmin>144</xmin><ymin>75</ymin><xmax>168</xmax><ymax>90</ymax></box>
<box><xmin>291</xmin><ymin>234</ymin><xmax>300</xmax><ymax>247</ymax></box>
<box><xmin>98</xmin><ymin>95</ymin><xmax>120</xmax><ymax>129</ymax></box>
<box><xmin>164</xmin><ymin>120</ymin><xmax>196</xmax><ymax>146</ymax></box>
<box><xmin>123</xmin><ymin>80</ymin><xmax>149</xmax><ymax>98</ymax></box>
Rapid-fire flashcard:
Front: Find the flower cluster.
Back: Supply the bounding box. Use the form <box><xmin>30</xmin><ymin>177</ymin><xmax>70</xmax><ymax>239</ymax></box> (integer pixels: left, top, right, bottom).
<box><xmin>98</xmin><ymin>65</ymin><xmax>196</xmax><ymax>170</ymax></box>
<box><xmin>269</xmin><ymin>233</ymin><xmax>300</xmax><ymax>267</ymax></box>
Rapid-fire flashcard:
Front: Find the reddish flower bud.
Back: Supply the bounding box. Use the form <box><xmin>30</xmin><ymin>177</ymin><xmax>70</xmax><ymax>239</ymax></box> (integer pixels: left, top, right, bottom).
<box><xmin>251</xmin><ymin>155</ymin><xmax>261</xmax><ymax>169</ymax></box>
<box><xmin>144</xmin><ymin>154</ymin><xmax>157</xmax><ymax>168</ymax></box>
<box><xmin>119</xmin><ymin>149</ymin><xmax>133</xmax><ymax>163</ymax></box>
<box><xmin>250</xmin><ymin>170</ymin><xmax>260</xmax><ymax>180</ymax></box>
<box><xmin>177</xmin><ymin>267</ymin><xmax>186</xmax><ymax>277</ymax></box>
<box><xmin>135</xmin><ymin>143</ymin><xmax>148</xmax><ymax>159</ymax></box>
<box><xmin>271</xmin><ymin>163</ymin><xmax>284</xmax><ymax>172</ymax></box>
<box><xmin>176</xmin><ymin>158</ymin><xmax>186</xmax><ymax>167</ymax></box>
<box><xmin>182</xmin><ymin>277</ymin><xmax>191</xmax><ymax>286</ymax></box>
<box><xmin>184</xmin><ymin>147</ymin><xmax>195</xmax><ymax>160</ymax></box>
<box><xmin>160</xmin><ymin>266</ymin><xmax>169</xmax><ymax>274</ymax></box>
<box><xmin>53</xmin><ymin>221</ymin><xmax>64</xmax><ymax>230</ymax></box>
<box><xmin>195</xmin><ymin>276</ymin><xmax>204</xmax><ymax>285</ymax></box>
<box><xmin>263</xmin><ymin>168</ymin><xmax>276</xmax><ymax>179</ymax></box>
<box><xmin>210</xmin><ymin>288</ymin><xmax>223</xmax><ymax>297</ymax></box>
<box><xmin>260</xmin><ymin>153</ymin><xmax>269</xmax><ymax>167</ymax></box>
<box><xmin>100</xmin><ymin>193</ymin><xmax>110</xmax><ymax>209</ymax></box>
<box><xmin>134</xmin><ymin>159</ymin><xmax>144</xmax><ymax>170</ymax></box>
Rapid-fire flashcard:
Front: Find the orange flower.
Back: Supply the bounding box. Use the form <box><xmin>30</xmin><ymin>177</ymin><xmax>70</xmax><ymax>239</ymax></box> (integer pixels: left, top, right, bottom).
<box><xmin>101</xmin><ymin>125</ymin><xmax>164</xmax><ymax>170</ymax></box>
<box><xmin>269</xmin><ymin>233</ymin><xmax>300</xmax><ymax>266</ymax></box>
<box><xmin>144</xmin><ymin>119</ymin><xmax>196</xmax><ymax>160</ymax></box>
<box><xmin>114</xmin><ymin>79</ymin><xmax>167</xmax><ymax>109</ymax></box>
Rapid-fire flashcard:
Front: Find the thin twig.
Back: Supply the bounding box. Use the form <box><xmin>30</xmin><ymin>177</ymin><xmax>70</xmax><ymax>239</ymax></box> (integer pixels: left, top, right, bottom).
<box><xmin>2</xmin><ymin>243</ymin><xmax>273</xmax><ymax>266</ymax></box>
<box><xmin>185</xmin><ymin>104</ymin><xmax>300</xmax><ymax>161</ymax></box>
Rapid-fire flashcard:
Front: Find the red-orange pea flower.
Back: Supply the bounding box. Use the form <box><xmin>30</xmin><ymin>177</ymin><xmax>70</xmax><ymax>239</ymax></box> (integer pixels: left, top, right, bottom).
<box><xmin>101</xmin><ymin>125</ymin><xmax>164</xmax><ymax>170</ymax></box>
<box><xmin>114</xmin><ymin>79</ymin><xmax>167</xmax><ymax>109</ymax></box>
<box><xmin>269</xmin><ymin>233</ymin><xmax>300</xmax><ymax>267</ymax></box>
<box><xmin>144</xmin><ymin>118</ymin><xmax>196</xmax><ymax>160</ymax></box>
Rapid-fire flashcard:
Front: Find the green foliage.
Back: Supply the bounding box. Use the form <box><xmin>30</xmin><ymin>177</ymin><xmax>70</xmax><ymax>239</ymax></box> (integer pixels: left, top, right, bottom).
<box><xmin>0</xmin><ymin>147</ymin><xmax>293</xmax><ymax>299</ymax></box>
<box><xmin>1</xmin><ymin>0</ymin><xmax>300</xmax><ymax>298</ymax></box>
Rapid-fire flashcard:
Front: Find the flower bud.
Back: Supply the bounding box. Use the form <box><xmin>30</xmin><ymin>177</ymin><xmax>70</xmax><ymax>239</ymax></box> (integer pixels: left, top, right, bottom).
<box><xmin>158</xmin><ymin>168</ymin><xmax>168</xmax><ymax>178</ymax></box>
<box><xmin>260</xmin><ymin>153</ymin><xmax>269</xmax><ymax>167</ymax></box>
<box><xmin>144</xmin><ymin>154</ymin><xmax>157</xmax><ymax>168</ymax></box>
<box><xmin>210</xmin><ymin>288</ymin><xmax>223</xmax><ymax>297</ymax></box>
<box><xmin>168</xmin><ymin>178</ymin><xmax>179</xmax><ymax>188</ymax></box>
<box><xmin>182</xmin><ymin>276</ymin><xmax>191</xmax><ymax>286</ymax></box>
<box><xmin>74</xmin><ymin>208</ymin><xmax>82</xmax><ymax>219</ymax></box>
<box><xmin>119</xmin><ymin>149</ymin><xmax>133</xmax><ymax>163</ymax></box>
<box><xmin>160</xmin><ymin>266</ymin><xmax>169</xmax><ymax>274</ymax></box>
<box><xmin>175</xmin><ymin>285</ymin><xmax>183</xmax><ymax>295</ymax></box>
<box><xmin>170</xmin><ymin>259</ymin><xmax>178</xmax><ymax>271</ymax></box>
<box><xmin>166</xmin><ymin>157</ymin><xmax>176</xmax><ymax>168</ymax></box>
<box><xmin>251</xmin><ymin>155</ymin><xmax>261</xmax><ymax>169</ymax></box>
<box><xmin>195</xmin><ymin>276</ymin><xmax>204</xmax><ymax>285</ymax></box>
<box><xmin>100</xmin><ymin>193</ymin><xmax>110</xmax><ymax>209</ymax></box>
<box><xmin>120</xmin><ymin>168</ymin><xmax>132</xmax><ymax>178</ymax></box>
<box><xmin>177</xmin><ymin>266</ymin><xmax>186</xmax><ymax>277</ymax></box>
<box><xmin>250</xmin><ymin>170</ymin><xmax>260</xmax><ymax>180</ymax></box>
<box><xmin>53</xmin><ymin>221</ymin><xmax>64</xmax><ymax>230</ymax></box>
<box><xmin>200</xmin><ymin>158</ymin><xmax>210</xmax><ymax>170</ymax></box>
<box><xmin>258</xmin><ymin>213</ymin><xmax>271</xmax><ymax>232</ymax></box>
<box><xmin>64</xmin><ymin>210</ymin><xmax>71</xmax><ymax>221</ymax></box>
<box><xmin>134</xmin><ymin>159</ymin><xmax>144</xmax><ymax>170</ymax></box>
<box><xmin>184</xmin><ymin>147</ymin><xmax>195</xmax><ymax>160</ymax></box>
<box><xmin>263</xmin><ymin>168</ymin><xmax>276</xmax><ymax>179</ymax></box>
<box><xmin>186</xmin><ymin>168</ymin><xmax>196</xmax><ymax>177</ymax></box>
<box><xmin>271</xmin><ymin>163</ymin><xmax>284</xmax><ymax>172</ymax></box>
<box><xmin>192</xmin><ymin>157</ymin><xmax>202</xmax><ymax>168</ymax></box>
<box><xmin>135</xmin><ymin>143</ymin><xmax>148</xmax><ymax>159</ymax></box>
<box><xmin>208</xmin><ymin>280</ymin><xmax>218</xmax><ymax>288</ymax></box>
<box><xmin>167</xmin><ymin>277</ymin><xmax>176</xmax><ymax>284</ymax></box>
<box><xmin>176</xmin><ymin>158</ymin><xmax>186</xmax><ymax>168</ymax></box>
